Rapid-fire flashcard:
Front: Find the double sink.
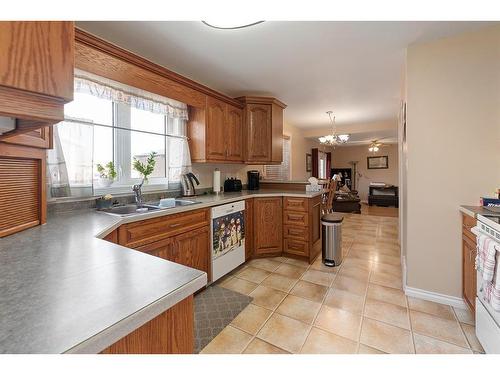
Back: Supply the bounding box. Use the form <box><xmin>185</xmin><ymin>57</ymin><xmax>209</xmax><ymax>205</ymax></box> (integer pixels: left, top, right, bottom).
<box><xmin>100</xmin><ymin>199</ymin><xmax>200</xmax><ymax>217</ymax></box>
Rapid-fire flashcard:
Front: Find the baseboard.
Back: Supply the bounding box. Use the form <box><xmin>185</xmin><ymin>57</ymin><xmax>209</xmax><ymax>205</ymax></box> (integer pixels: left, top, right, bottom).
<box><xmin>404</xmin><ymin>286</ymin><xmax>468</xmax><ymax>309</ymax></box>
<box><xmin>401</xmin><ymin>255</ymin><xmax>407</xmax><ymax>289</ymax></box>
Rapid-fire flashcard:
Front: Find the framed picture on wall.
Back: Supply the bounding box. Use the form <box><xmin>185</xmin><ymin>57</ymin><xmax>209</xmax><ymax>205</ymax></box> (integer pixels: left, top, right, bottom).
<box><xmin>306</xmin><ymin>153</ymin><xmax>312</xmax><ymax>172</ymax></box>
<box><xmin>367</xmin><ymin>156</ymin><xmax>388</xmax><ymax>169</ymax></box>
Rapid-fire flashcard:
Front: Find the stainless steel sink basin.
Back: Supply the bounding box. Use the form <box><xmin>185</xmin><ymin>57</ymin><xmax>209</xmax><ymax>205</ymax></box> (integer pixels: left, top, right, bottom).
<box><xmin>100</xmin><ymin>204</ymin><xmax>161</xmax><ymax>217</ymax></box>
<box><xmin>100</xmin><ymin>199</ymin><xmax>200</xmax><ymax>217</ymax></box>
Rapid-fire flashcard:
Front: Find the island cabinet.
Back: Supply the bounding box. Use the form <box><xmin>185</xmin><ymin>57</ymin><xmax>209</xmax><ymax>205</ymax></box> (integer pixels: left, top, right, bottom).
<box><xmin>0</xmin><ymin>21</ymin><xmax>74</xmax><ymax>137</ymax></box>
<box><xmin>236</xmin><ymin>96</ymin><xmax>286</xmax><ymax>164</ymax></box>
<box><xmin>188</xmin><ymin>96</ymin><xmax>244</xmax><ymax>163</ymax></box>
<box><xmin>462</xmin><ymin>213</ymin><xmax>477</xmax><ymax>312</ymax></box>
<box><xmin>116</xmin><ymin>208</ymin><xmax>211</xmax><ymax>282</ymax></box>
<box><xmin>283</xmin><ymin>195</ymin><xmax>322</xmax><ymax>263</ymax></box>
<box><xmin>253</xmin><ymin>197</ymin><xmax>283</xmax><ymax>257</ymax></box>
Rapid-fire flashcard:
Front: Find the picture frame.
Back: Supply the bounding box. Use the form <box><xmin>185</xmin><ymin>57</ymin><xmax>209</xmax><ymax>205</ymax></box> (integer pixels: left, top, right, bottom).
<box><xmin>306</xmin><ymin>153</ymin><xmax>312</xmax><ymax>172</ymax></box>
<box><xmin>367</xmin><ymin>156</ymin><xmax>388</xmax><ymax>169</ymax></box>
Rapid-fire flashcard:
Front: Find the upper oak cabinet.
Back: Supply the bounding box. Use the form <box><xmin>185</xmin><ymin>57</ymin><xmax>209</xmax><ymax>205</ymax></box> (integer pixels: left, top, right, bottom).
<box><xmin>188</xmin><ymin>96</ymin><xmax>244</xmax><ymax>163</ymax></box>
<box><xmin>236</xmin><ymin>96</ymin><xmax>286</xmax><ymax>164</ymax></box>
<box><xmin>0</xmin><ymin>21</ymin><xmax>74</xmax><ymax>138</ymax></box>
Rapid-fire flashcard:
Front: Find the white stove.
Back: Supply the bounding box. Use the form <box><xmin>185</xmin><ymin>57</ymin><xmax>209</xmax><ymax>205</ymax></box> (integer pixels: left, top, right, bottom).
<box><xmin>474</xmin><ymin>214</ymin><xmax>500</xmax><ymax>353</ymax></box>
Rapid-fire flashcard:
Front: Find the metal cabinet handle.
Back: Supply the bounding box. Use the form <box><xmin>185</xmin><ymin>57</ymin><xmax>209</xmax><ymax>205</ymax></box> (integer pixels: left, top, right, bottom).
<box><xmin>169</xmin><ymin>223</ymin><xmax>181</xmax><ymax>228</ymax></box>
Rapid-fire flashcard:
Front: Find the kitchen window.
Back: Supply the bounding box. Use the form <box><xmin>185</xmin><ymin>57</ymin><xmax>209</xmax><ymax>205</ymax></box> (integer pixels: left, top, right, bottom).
<box><xmin>47</xmin><ymin>70</ymin><xmax>191</xmax><ymax>199</ymax></box>
<box><xmin>263</xmin><ymin>135</ymin><xmax>291</xmax><ymax>181</ymax></box>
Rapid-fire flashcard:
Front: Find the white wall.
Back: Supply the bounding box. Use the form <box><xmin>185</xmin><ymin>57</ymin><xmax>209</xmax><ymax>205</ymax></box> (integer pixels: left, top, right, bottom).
<box><xmin>405</xmin><ymin>25</ymin><xmax>500</xmax><ymax>297</ymax></box>
<box><xmin>331</xmin><ymin>144</ymin><xmax>399</xmax><ymax>202</ymax></box>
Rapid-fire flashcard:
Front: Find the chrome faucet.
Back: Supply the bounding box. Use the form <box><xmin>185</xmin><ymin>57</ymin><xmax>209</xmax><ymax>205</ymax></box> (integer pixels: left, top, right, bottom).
<box><xmin>132</xmin><ymin>180</ymin><xmax>144</xmax><ymax>207</ymax></box>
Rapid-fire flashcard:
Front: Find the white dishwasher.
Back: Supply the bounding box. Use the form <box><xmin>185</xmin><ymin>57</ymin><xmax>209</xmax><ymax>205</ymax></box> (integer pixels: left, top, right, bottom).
<box><xmin>211</xmin><ymin>201</ymin><xmax>245</xmax><ymax>282</ymax></box>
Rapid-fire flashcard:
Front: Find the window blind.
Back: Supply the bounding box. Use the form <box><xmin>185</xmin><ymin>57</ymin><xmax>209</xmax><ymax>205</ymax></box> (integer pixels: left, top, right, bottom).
<box><xmin>264</xmin><ymin>137</ymin><xmax>291</xmax><ymax>181</ymax></box>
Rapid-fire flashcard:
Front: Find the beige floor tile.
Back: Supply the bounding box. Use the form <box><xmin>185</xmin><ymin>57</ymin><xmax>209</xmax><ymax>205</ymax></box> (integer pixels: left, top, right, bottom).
<box><xmin>249</xmin><ymin>285</ymin><xmax>287</xmax><ymax>310</ymax></box>
<box><xmin>324</xmin><ymin>288</ymin><xmax>365</xmax><ymax>315</ymax></box>
<box><xmin>375</xmin><ymin>254</ymin><xmax>401</xmax><ymax>266</ymax></box>
<box><xmin>257</xmin><ymin>313</ymin><xmax>311</xmax><ymax>353</ymax></box>
<box><xmin>274</xmin><ymin>263</ymin><xmax>307</xmax><ymax>279</ymax></box>
<box><xmin>364</xmin><ymin>298</ymin><xmax>409</xmax><ymax>329</ymax></box>
<box><xmin>342</xmin><ymin>258</ymin><xmax>373</xmax><ymax>271</ymax></box>
<box><xmin>366</xmin><ymin>283</ymin><xmax>406</xmax><ymax>308</ymax></box>
<box><xmin>261</xmin><ymin>273</ymin><xmax>298</xmax><ymax>292</ymax></box>
<box><xmin>301</xmin><ymin>327</ymin><xmax>357</xmax><ymax>354</ymax></box>
<box><xmin>201</xmin><ymin>326</ymin><xmax>253</xmax><ymax>354</ymax></box>
<box><xmin>230</xmin><ymin>303</ymin><xmax>272</xmax><ymax>335</ymax></box>
<box><xmin>247</xmin><ymin>258</ymin><xmax>282</xmax><ymax>272</ymax></box>
<box><xmin>370</xmin><ymin>262</ymin><xmax>402</xmax><ymax>277</ymax></box>
<box><xmin>360</xmin><ymin>318</ymin><xmax>413</xmax><ymax>354</ymax></box>
<box><xmin>407</xmin><ymin>297</ymin><xmax>455</xmax><ymax>320</ymax></box>
<box><xmin>220</xmin><ymin>276</ymin><xmax>259</xmax><ymax>295</ymax></box>
<box><xmin>461</xmin><ymin>323</ymin><xmax>484</xmax><ymax>352</ymax></box>
<box><xmin>332</xmin><ymin>275</ymin><xmax>368</xmax><ymax>296</ymax></box>
<box><xmin>276</xmin><ymin>294</ymin><xmax>322</xmax><ymax>324</ymax></box>
<box><xmin>284</xmin><ymin>257</ymin><xmax>310</xmax><ymax>268</ymax></box>
<box><xmin>357</xmin><ymin>343</ymin><xmax>386</xmax><ymax>354</ymax></box>
<box><xmin>413</xmin><ymin>333</ymin><xmax>472</xmax><ymax>354</ymax></box>
<box><xmin>290</xmin><ymin>280</ymin><xmax>328</xmax><ymax>303</ymax></box>
<box><xmin>235</xmin><ymin>266</ymin><xmax>271</xmax><ymax>284</ymax></box>
<box><xmin>339</xmin><ymin>266</ymin><xmax>371</xmax><ymax>282</ymax></box>
<box><xmin>243</xmin><ymin>338</ymin><xmax>290</xmax><ymax>354</ymax></box>
<box><xmin>301</xmin><ymin>269</ymin><xmax>336</xmax><ymax>287</ymax></box>
<box><xmin>453</xmin><ymin>307</ymin><xmax>475</xmax><ymax>325</ymax></box>
<box><xmin>410</xmin><ymin>310</ymin><xmax>468</xmax><ymax>348</ymax></box>
<box><xmin>370</xmin><ymin>270</ymin><xmax>402</xmax><ymax>289</ymax></box>
<box><xmin>314</xmin><ymin>305</ymin><xmax>362</xmax><ymax>341</ymax></box>
<box><xmin>271</xmin><ymin>256</ymin><xmax>290</xmax><ymax>263</ymax></box>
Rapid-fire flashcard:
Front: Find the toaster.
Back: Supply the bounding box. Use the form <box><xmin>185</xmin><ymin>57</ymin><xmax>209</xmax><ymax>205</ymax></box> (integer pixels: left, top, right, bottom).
<box><xmin>224</xmin><ymin>178</ymin><xmax>242</xmax><ymax>192</ymax></box>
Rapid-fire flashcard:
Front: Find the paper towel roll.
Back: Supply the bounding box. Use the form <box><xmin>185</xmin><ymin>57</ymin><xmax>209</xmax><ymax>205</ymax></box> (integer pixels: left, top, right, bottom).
<box><xmin>213</xmin><ymin>169</ymin><xmax>221</xmax><ymax>193</ymax></box>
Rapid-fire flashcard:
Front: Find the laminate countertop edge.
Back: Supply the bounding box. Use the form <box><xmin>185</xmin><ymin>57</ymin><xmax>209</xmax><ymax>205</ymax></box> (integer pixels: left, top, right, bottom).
<box><xmin>64</xmin><ymin>273</ymin><xmax>207</xmax><ymax>354</ymax></box>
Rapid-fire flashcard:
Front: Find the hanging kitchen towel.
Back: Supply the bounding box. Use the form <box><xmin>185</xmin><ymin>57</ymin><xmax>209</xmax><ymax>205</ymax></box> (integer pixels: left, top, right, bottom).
<box><xmin>476</xmin><ymin>234</ymin><xmax>497</xmax><ymax>282</ymax></box>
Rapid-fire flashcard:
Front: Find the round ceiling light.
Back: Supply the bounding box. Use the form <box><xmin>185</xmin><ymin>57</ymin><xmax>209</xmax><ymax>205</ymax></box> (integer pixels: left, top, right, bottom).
<box><xmin>202</xmin><ymin>21</ymin><xmax>265</xmax><ymax>30</ymax></box>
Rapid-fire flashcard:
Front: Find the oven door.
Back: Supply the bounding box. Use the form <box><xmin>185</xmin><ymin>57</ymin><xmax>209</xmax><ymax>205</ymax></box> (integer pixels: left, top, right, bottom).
<box><xmin>476</xmin><ymin>271</ymin><xmax>500</xmax><ymax>353</ymax></box>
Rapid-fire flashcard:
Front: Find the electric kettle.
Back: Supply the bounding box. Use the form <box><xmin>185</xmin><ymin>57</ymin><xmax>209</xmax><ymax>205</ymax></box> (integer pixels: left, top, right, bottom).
<box><xmin>180</xmin><ymin>172</ymin><xmax>200</xmax><ymax>197</ymax></box>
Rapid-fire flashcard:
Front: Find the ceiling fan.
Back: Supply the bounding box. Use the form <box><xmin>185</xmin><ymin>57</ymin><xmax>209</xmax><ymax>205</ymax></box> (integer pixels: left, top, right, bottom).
<box><xmin>368</xmin><ymin>139</ymin><xmax>389</xmax><ymax>152</ymax></box>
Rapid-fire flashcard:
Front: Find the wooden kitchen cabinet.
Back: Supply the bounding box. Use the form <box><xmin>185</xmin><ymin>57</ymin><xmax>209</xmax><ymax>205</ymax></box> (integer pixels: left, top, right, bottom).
<box><xmin>3</xmin><ymin>126</ymin><xmax>52</xmax><ymax>149</ymax></box>
<box><xmin>462</xmin><ymin>213</ymin><xmax>477</xmax><ymax>312</ymax></box>
<box><xmin>236</xmin><ymin>96</ymin><xmax>286</xmax><ymax>164</ymax></box>
<box><xmin>245</xmin><ymin>199</ymin><xmax>254</xmax><ymax>260</ymax></box>
<box><xmin>253</xmin><ymin>197</ymin><xmax>283</xmax><ymax>256</ymax></box>
<box><xmin>171</xmin><ymin>226</ymin><xmax>210</xmax><ymax>281</ymax></box>
<box><xmin>282</xmin><ymin>195</ymin><xmax>322</xmax><ymax>262</ymax></box>
<box><xmin>188</xmin><ymin>96</ymin><xmax>244</xmax><ymax>163</ymax></box>
<box><xmin>0</xmin><ymin>22</ymin><xmax>74</xmax><ymax>137</ymax></box>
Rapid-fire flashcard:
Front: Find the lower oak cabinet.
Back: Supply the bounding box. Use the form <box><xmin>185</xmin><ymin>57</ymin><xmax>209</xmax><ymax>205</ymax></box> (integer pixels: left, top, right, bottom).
<box><xmin>245</xmin><ymin>198</ymin><xmax>254</xmax><ymax>260</ymax></box>
<box><xmin>253</xmin><ymin>197</ymin><xmax>283</xmax><ymax>257</ymax></box>
<box><xmin>116</xmin><ymin>208</ymin><xmax>211</xmax><ymax>282</ymax></box>
<box><xmin>462</xmin><ymin>213</ymin><xmax>477</xmax><ymax>312</ymax></box>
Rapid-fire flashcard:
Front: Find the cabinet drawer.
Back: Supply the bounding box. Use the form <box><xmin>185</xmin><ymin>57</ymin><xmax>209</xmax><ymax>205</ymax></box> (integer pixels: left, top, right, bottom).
<box><xmin>283</xmin><ymin>225</ymin><xmax>308</xmax><ymax>241</ymax></box>
<box><xmin>284</xmin><ymin>238</ymin><xmax>309</xmax><ymax>257</ymax></box>
<box><xmin>283</xmin><ymin>197</ymin><xmax>308</xmax><ymax>212</ymax></box>
<box><xmin>118</xmin><ymin>208</ymin><xmax>210</xmax><ymax>248</ymax></box>
<box><xmin>283</xmin><ymin>210</ymin><xmax>308</xmax><ymax>227</ymax></box>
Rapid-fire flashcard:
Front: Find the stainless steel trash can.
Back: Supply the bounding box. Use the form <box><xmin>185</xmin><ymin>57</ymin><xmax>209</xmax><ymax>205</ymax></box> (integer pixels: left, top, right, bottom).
<box><xmin>321</xmin><ymin>213</ymin><xmax>344</xmax><ymax>267</ymax></box>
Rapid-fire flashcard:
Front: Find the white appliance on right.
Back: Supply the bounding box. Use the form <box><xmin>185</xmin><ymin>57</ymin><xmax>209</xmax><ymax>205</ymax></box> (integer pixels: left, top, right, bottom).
<box><xmin>473</xmin><ymin>214</ymin><xmax>500</xmax><ymax>353</ymax></box>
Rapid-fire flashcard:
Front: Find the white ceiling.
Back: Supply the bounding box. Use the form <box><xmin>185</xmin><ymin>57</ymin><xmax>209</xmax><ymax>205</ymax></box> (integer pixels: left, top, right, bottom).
<box><xmin>77</xmin><ymin>21</ymin><xmax>490</xmax><ymax>131</ymax></box>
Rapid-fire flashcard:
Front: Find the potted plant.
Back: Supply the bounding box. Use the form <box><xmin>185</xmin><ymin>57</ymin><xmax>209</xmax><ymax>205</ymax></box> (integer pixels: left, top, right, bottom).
<box><xmin>132</xmin><ymin>151</ymin><xmax>158</xmax><ymax>184</ymax></box>
<box><xmin>96</xmin><ymin>161</ymin><xmax>117</xmax><ymax>187</ymax></box>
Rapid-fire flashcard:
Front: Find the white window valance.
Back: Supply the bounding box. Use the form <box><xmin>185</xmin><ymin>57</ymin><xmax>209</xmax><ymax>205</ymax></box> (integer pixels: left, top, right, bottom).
<box><xmin>74</xmin><ymin>68</ymin><xmax>189</xmax><ymax>120</ymax></box>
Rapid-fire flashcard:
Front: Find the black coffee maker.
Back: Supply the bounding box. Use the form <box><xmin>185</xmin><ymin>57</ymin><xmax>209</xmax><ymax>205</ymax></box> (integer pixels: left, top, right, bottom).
<box><xmin>247</xmin><ymin>170</ymin><xmax>260</xmax><ymax>190</ymax></box>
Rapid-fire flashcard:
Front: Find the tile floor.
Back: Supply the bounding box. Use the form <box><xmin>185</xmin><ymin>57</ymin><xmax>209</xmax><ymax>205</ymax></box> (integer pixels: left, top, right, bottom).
<box><xmin>201</xmin><ymin>213</ymin><xmax>484</xmax><ymax>354</ymax></box>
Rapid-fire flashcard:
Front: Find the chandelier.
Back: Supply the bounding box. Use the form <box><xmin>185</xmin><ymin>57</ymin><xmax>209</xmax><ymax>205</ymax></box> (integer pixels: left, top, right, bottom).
<box><xmin>368</xmin><ymin>140</ymin><xmax>382</xmax><ymax>152</ymax></box>
<box><xmin>318</xmin><ymin>111</ymin><xmax>350</xmax><ymax>145</ymax></box>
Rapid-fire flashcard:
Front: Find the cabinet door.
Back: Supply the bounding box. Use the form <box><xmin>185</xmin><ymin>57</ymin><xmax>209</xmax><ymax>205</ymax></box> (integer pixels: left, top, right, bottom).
<box><xmin>254</xmin><ymin>197</ymin><xmax>282</xmax><ymax>256</ymax></box>
<box><xmin>206</xmin><ymin>97</ymin><xmax>226</xmax><ymax>160</ymax></box>
<box><xmin>271</xmin><ymin>103</ymin><xmax>284</xmax><ymax>163</ymax></box>
<box><xmin>136</xmin><ymin>237</ymin><xmax>174</xmax><ymax>260</ymax></box>
<box><xmin>246</xmin><ymin>104</ymin><xmax>272</xmax><ymax>162</ymax></box>
<box><xmin>245</xmin><ymin>199</ymin><xmax>254</xmax><ymax>260</ymax></box>
<box><xmin>172</xmin><ymin>226</ymin><xmax>210</xmax><ymax>281</ymax></box>
<box><xmin>0</xmin><ymin>21</ymin><xmax>74</xmax><ymax>100</ymax></box>
<box><xmin>225</xmin><ymin>105</ymin><xmax>243</xmax><ymax>161</ymax></box>
<box><xmin>463</xmin><ymin>234</ymin><xmax>477</xmax><ymax>311</ymax></box>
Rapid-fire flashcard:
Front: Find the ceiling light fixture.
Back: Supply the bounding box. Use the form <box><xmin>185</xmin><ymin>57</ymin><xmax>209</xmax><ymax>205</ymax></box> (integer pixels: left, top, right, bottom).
<box><xmin>318</xmin><ymin>111</ymin><xmax>350</xmax><ymax>146</ymax></box>
<box><xmin>368</xmin><ymin>140</ymin><xmax>382</xmax><ymax>152</ymax></box>
<box><xmin>201</xmin><ymin>21</ymin><xmax>265</xmax><ymax>30</ymax></box>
